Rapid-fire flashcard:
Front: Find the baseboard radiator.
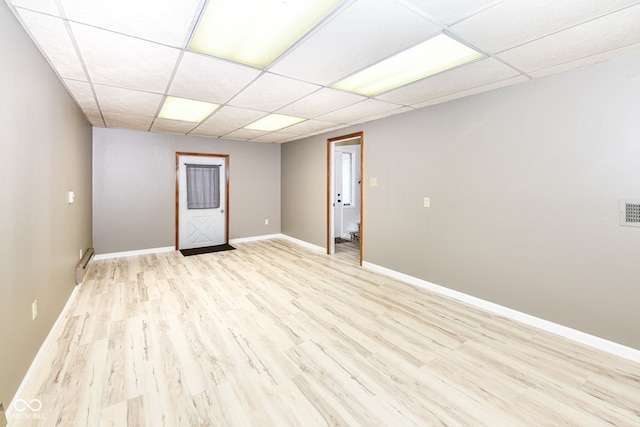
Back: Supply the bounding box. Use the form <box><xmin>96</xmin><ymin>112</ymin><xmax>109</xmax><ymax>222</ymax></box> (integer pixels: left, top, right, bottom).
<box><xmin>76</xmin><ymin>248</ymin><xmax>95</xmax><ymax>284</ymax></box>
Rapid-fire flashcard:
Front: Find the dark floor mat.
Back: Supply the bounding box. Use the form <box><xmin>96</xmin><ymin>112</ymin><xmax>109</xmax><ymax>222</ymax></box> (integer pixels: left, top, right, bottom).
<box><xmin>180</xmin><ymin>243</ymin><xmax>235</xmax><ymax>257</ymax></box>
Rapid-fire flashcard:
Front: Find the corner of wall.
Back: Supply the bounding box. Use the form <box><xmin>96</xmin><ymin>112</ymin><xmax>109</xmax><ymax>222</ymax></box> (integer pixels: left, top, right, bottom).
<box><xmin>0</xmin><ymin>402</ymin><xmax>7</xmax><ymax>427</ymax></box>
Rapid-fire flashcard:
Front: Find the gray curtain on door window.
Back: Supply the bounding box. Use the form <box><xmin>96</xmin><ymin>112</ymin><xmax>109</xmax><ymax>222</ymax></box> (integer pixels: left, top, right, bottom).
<box><xmin>186</xmin><ymin>164</ymin><xmax>220</xmax><ymax>209</ymax></box>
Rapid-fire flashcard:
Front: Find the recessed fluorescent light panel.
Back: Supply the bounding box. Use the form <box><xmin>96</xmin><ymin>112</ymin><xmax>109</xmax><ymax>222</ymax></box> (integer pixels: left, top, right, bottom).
<box><xmin>332</xmin><ymin>33</ymin><xmax>485</xmax><ymax>97</ymax></box>
<box><xmin>245</xmin><ymin>114</ymin><xmax>305</xmax><ymax>131</ymax></box>
<box><xmin>189</xmin><ymin>0</ymin><xmax>344</xmax><ymax>68</ymax></box>
<box><xmin>159</xmin><ymin>96</ymin><xmax>219</xmax><ymax>122</ymax></box>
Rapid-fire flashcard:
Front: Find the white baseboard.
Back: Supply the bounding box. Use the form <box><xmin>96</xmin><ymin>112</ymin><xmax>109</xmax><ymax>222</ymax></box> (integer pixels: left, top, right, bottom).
<box><xmin>11</xmin><ymin>236</ymin><xmax>637</xmax><ymax>422</ymax></box>
<box><xmin>94</xmin><ymin>246</ymin><xmax>175</xmax><ymax>260</ymax></box>
<box><xmin>94</xmin><ymin>237</ymin><xmax>279</xmax><ymax>258</ymax></box>
<box><xmin>363</xmin><ymin>261</ymin><xmax>640</xmax><ymax>364</ymax></box>
<box><xmin>8</xmin><ymin>285</ymin><xmax>80</xmax><ymax>420</ymax></box>
<box><xmin>74</xmin><ymin>237</ymin><xmax>640</xmax><ymax>362</ymax></box>
<box><xmin>277</xmin><ymin>234</ymin><xmax>326</xmax><ymax>253</ymax></box>
<box><xmin>230</xmin><ymin>234</ymin><xmax>283</xmax><ymax>244</ymax></box>
<box><xmin>92</xmin><ymin>235</ymin><xmax>326</xmax><ymax>259</ymax></box>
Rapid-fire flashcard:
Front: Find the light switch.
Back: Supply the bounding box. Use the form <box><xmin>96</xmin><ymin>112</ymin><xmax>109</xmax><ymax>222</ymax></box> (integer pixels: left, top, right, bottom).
<box><xmin>68</xmin><ymin>191</ymin><xmax>75</xmax><ymax>204</ymax></box>
<box><xmin>369</xmin><ymin>177</ymin><xmax>377</xmax><ymax>187</ymax></box>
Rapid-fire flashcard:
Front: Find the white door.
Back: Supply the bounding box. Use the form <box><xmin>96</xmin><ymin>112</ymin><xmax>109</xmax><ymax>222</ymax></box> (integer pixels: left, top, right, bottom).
<box><xmin>178</xmin><ymin>154</ymin><xmax>227</xmax><ymax>249</ymax></box>
<box><xmin>334</xmin><ymin>150</ymin><xmax>344</xmax><ymax>239</ymax></box>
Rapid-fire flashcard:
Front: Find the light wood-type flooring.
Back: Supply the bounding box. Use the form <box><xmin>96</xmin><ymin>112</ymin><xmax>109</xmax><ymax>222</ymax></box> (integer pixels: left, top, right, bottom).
<box><xmin>9</xmin><ymin>239</ymin><xmax>640</xmax><ymax>426</ymax></box>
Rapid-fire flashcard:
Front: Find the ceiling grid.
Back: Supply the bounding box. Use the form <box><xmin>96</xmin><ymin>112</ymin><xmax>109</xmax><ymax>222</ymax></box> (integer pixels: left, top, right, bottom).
<box><xmin>4</xmin><ymin>0</ymin><xmax>640</xmax><ymax>143</ymax></box>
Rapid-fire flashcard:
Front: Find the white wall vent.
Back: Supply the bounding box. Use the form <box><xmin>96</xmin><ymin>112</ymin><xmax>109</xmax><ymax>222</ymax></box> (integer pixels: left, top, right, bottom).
<box><xmin>620</xmin><ymin>199</ymin><xmax>640</xmax><ymax>227</ymax></box>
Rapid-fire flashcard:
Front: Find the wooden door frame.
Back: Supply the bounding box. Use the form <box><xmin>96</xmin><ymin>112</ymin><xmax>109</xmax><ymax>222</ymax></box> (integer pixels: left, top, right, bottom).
<box><xmin>327</xmin><ymin>132</ymin><xmax>364</xmax><ymax>266</ymax></box>
<box><xmin>175</xmin><ymin>152</ymin><xmax>230</xmax><ymax>250</ymax></box>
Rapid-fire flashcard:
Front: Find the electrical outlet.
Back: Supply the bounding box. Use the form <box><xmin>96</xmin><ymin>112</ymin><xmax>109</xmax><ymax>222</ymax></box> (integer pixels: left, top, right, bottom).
<box><xmin>264</xmin><ymin>219</ymin><xmax>269</xmax><ymax>225</ymax></box>
<box><xmin>32</xmin><ymin>300</ymin><xmax>38</xmax><ymax>320</ymax></box>
<box><xmin>423</xmin><ymin>197</ymin><xmax>430</xmax><ymax>208</ymax></box>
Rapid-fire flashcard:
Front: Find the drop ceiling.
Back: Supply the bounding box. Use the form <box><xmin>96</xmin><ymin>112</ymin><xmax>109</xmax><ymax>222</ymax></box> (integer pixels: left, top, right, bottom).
<box><xmin>5</xmin><ymin>0</ymin><xmax>640</xmax><ymax>143</ymax></box>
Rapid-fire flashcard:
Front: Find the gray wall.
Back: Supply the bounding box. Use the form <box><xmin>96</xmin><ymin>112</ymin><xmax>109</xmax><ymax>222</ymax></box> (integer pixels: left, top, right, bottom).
<box><xmin>281</xmin><ymin>53</ymin><xmax>640</xmax><ymax>349</ymax></box>
<box><xmin>281</xmin><ymin>136</ymin><xmax>327</xmax><ymax>246</ymax></box>
<box><xmin>93</xmin><ymin>128</ymin><xmax>281</xmax><ymax>254</ymax></box>
<box><xmin>0</xmin><ymin>2</ymin><xmax>93</xmax><ymax>409</ymax></box>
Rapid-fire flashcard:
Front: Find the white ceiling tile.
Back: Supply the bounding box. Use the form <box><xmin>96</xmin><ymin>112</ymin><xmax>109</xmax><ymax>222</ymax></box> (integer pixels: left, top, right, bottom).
<box><xmin>63</xmin><ymin>79</ymin><xmax>97</xmax><ymax>110</ymax></box>
<box><xmin>283</xmin><ymin>119</ymin><xmax>343</xmax><ymax>135</ymax></box>
<box><xmin>307</xmin><ymin>125</ymin><xmax>349</xmax><ymax>137</ymax></box>
<box><xmin>188</xmin><ymin>125</ymin><xmax>224</xmax><ymax>139</ymax></box>
<box><xmin>168</xmin><ymin>53</ymin><xmax>261</xmax><ymax>104</ymax></box>
<box><xmin>94</xmin><ymin>85</ymin><xmax>163</xmax><ymax>116</ymax></box>
<box><xmin>276</xmin><ymin>88</ymin><xmax>366</xmax><ymax>119</ymax></box>
<box><xmin>412</xmin><ymin>75</ymin><xmax>529</xmax><ymax>109</ymax></box>
<box><xmin>202</xmin><ymin>106</ymin><xmax>266</xmax><ymax>132</ymax></box>
<box><xmin>16</xmin><ymin>9</ymin><xmax>86</xmax><ymax>80</ymax></box>
<box><xmin>378</xmin><ymin>58</ymin><xmax>521</xmax><ymax>105</ymax></box>
<box><xmin>8</xmin><ymin>0</ymin><xmax>640</xmax><ymax>143</ymax></box>
<box><xmin>496</xmin><ymin>5</ymin><xmax>640</xmax><ymax>74</ymax></box>
<box><xmin>11</xmin><ymin>1</ymin><xmax>60</xmax><ymax>16</ymax></box>
<box><xmin>70</xmin><ymin>23</ymin><xmax>180</xmax><ymax>93</ymax></box>
<box><xmin>401</xmin><ymin>0</ymin><xmax>500</xmax><ymax>26</ymax></box>
<box><xmin>189</xmin><ymin>124</ymin><xmax>229</xmax><ymax>138</ymax></box>
<box><xmin>59</xmin><ymin>0</ymin><xmax>201</xmax><ymax>47</ymax></box>
<box><xmin>192</xmin><ymin>106</ymin><xmax>267</xmax><ymax>138</ymax></box>
<box><xmin>452</xmin><ymin>0</ymin><xmax>640</xmax><ymax>54</ymax></box>
<box><xmin>251</xmin><ymin>133</ymin><xmax>297</xmax><ymax>143</ymax></box>
<box><xmin>529</xmin><ymin>42</ymin><xmax>640</xmax><ymax>78</ymax></box>
<box><xmin>223</xmin><ymin>129</ymin><xmax>269</xmax><ymax>141</ymax></box>
<box><xmin>83</xmin><ymin>109</ymin><xmax>105</xmax><ymax>126</ymax></box>
<box><xmin>350</xmin><ymin>106</ymin><xmax>415</xmax><ymax>124</ymax></box>
<box><xmin>151</xmin><ymin>118</ymin><xmax>199</xmax><ymax>134</ymax></box>
<box><xmin>228</xmin><ymin>73</ymin><xmax>320</xmax><ymax>111</ymax></box>
<box><xmin>102</xmin><ymin>112</ymin><xmax>153</xmax><ymax>130</ymax></box>
<box><xmin>316</xmin><ymin>99</ymin><xmax>403</xmax><ymax>123</ymax></box>
<box><xmin>270</xmin><ymin>0</ymin><xmax>442</xmax><ymax>85</ymax></box>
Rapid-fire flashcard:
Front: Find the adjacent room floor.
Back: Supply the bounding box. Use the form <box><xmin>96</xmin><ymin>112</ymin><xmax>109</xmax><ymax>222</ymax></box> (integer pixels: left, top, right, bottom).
<box><xmin>9</xmin><ymin>239</ymin><xmax>640</xmax><ymax>426</ymax></box>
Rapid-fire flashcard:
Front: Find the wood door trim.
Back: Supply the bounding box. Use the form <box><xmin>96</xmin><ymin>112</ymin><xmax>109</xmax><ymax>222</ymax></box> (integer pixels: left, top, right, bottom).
<box><xmin>326</xmin><ymin>141</ymin><xmax>331</xmax><ymax>254</ymax></box>
<box><xmin>175</xmin><ymin>152</ymin><xmax>230</xmax><ymax>250</ymax></box>
<box><xmin>327</xmin><ymin>132</ymin><xmax>364</xmax><ymax>266</ymax></box>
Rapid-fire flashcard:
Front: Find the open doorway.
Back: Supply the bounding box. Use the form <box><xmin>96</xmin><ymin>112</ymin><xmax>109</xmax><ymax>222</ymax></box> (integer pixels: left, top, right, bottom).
<box><xmin>327</xmin><ymin>132</ymin><xmax>363</xmax><ymax>265</ymax></box>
